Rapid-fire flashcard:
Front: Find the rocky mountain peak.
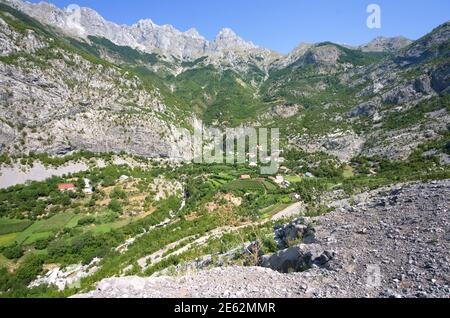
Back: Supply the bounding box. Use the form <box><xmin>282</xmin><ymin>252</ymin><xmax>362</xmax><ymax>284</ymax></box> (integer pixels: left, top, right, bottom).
<box><xmin>185</xmin><ymin>27</ymin><xmax>204</xmax><ymax>40</ymax></box>
<box><xmin>135</xmin><ymin>19</ymin><xmax>156</xmax><ymax>29</ymax></box>
<box><xmin>213</xmin><ymin>27</ymin><xmax>256</xmax><ymax>51</ymax></box>
<box><xmin>360</xmin><ymin>36</ymin><xmax>413</xmax><ymax>53</ymax></box>
<box><xmin>216</xmin><ymin>27</ymin><xmax>237</xmax><ymax>39</ymax></box>
<box><xmin>3</xmin><ymin>0</ymin><xmax>261</xmax><ymax>61</ymax></box>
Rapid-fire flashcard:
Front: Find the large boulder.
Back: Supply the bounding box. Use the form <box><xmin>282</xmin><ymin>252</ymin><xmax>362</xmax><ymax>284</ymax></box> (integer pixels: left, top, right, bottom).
<box><xmin>414</xmin><ymin>75</ymin><xmax>434</xmax><ymax>95</ymax></box>
<box><xmin>260</xmin><ymin>246</ymin><xmax>312</xmax><ymax>273</ymax></box>
<box><xmin>274</xmin><ymin>219</ymin><xmax>316</xmax><ymax>249</ymax></box>
<box><xmin>260</xmin><ymin>246</ymin><xmax>335</xmax><ymax>273</ymax></box>
<box><xmin>431</xmin><ymin>64</ymin><xmax>450</xmax><ymax>94</ymax></box>
<box><xmin>349</xmin><ymin>101</ymin><xmax>379</xmax><ymax>117</ymax></box>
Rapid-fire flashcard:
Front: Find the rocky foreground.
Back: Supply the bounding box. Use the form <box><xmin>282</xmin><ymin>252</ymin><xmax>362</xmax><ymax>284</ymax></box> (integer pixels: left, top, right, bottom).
<box><xmin>76</xmin><ymin>180</ymin><xmax>450</xmax><ymax>298</ymax></box>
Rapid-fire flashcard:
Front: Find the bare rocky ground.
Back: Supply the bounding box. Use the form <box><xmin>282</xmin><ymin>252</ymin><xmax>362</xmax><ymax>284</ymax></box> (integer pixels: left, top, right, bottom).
<box><xmin>75</xmin><ymin>179</ymin><xmax>450</xmax><ymax>298</ymax></box>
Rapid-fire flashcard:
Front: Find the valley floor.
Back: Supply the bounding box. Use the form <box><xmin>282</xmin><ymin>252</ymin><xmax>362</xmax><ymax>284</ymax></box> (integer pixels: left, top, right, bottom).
<box><xmin>75</xmin><ymin>179</ymin><xmax>450</xmax><ymax>298</ymax></box>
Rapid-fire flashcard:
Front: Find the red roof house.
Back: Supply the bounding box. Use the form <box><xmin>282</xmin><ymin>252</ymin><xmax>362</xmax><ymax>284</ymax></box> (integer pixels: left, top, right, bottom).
<box><xmin>58</xmin><ymin>183</ymin><xmax>76</xmax><ymax>192</ymax></box>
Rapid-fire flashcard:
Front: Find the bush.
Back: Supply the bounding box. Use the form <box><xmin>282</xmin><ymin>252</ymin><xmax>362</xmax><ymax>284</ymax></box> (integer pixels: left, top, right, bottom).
<box><xmin>34</xmin><ymin>237</ymin><xmax>52</xmax><ymax>250</ymax></box>
<box><xmin>445</xmin><ymin>141</ymin><xmax>450</xmax><ymax>154</ymax></box>
<box><xmin>2</xmin><ymin>244</ymin><xmax>24</xmax><ymax>260</ymax></box>
<box><xmin>15</xmin><ymin>254</ymin><xmax>44</xmax><ymax>285</ymax></box>
<box><xmin>77</xmin><ymin>216</ymin><xmax>96</xmax><ymax>226</ymax></box>
<box><xmin>262</xmin><ymin>237</ymin><xmax>278</xmax><ymax>254</ymax></box>
<box><xmin>107</xmin><ymin>199</ymin><xmax>123</xmax><ymax>214</ymax></box>
<box><xmin>110</xmin><ymin>187</ymin><xmax>127</xmax><ymax>200</ymax></box>
<box><xmin>97</xmin><ymin>211</ymin><xmax>119</xmax><ymax>224</ymax></box>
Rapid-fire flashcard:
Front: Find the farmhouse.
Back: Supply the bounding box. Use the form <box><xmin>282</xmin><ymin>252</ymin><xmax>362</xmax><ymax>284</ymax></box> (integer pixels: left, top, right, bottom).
<box><xmin>58</xmin><ymin>183</ymin><xmax>76</xmax><ymax>192</ymax></box>
<box><xmin>240</xmin><ymin>175</ymin><xmax>251</xmax><ymax>180</ymax></box>
<box><xmin>269</xmin><ymin>176</ymin><xmax>291</xmax><ymax>188</ymax></box>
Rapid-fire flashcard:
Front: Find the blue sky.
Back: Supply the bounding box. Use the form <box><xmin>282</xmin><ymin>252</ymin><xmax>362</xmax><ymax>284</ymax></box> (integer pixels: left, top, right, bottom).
<box><xmin>28</xmin><ymin>0</ymin><xmax>450</xmax><ymax>54</ymax></box>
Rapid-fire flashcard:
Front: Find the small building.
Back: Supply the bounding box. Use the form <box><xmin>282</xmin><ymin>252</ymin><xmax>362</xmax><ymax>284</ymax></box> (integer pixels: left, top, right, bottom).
<box><xmin>249</xmin><ymin>162</ymin><xmax>258</xmax><ymax>167</ymax></box>
<box><xmin>305</xmin><ymin>172</ymin><xmax>315</xmax><ymax>178</ymax></box>
<box><xmin>83</xmin><ymin>178</ymin><xmax>93</xmax><ymax>194</ymax></box>
<box><xmin>58</xmin><ymin>184</ymin><xmax>76</xmax><ymax>192</ymax></box>
<box><xmin>274</xmin><ymin>176</ymin><xmax>285</xmax><ymax>184</ymax></box>
<box><xmin>240</xmin><ymin>175</ymin><xmax>251</xmax><ymax>180</ymax></box>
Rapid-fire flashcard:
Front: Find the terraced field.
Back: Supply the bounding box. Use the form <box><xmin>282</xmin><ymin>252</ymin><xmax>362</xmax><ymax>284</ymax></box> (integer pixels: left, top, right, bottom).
<box><xmin>14</xmin><ymin>213</ymin><xmax>76</xmax><ymax>245</ymax></box>
<box><xmin>0</xmin><ymin>218</ymin><xmax>33</xmax><ymax>235</ymax></box>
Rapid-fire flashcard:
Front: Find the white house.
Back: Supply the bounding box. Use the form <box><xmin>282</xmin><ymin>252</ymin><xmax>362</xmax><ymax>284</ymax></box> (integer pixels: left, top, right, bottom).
<box><xmin>83</xmin><ymin>178</ymin><xmax>93</xmax><ymax>194</ymax></box>
<box><xmin>274</xmin><ymin>176</ymin><xmax>285</xmax><ymax>184</ymax></box>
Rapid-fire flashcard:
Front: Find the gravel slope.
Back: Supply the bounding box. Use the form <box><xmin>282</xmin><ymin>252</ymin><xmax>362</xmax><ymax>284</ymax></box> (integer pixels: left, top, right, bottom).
<box><xmin>75</xmin><ymin>180</ymin><xmax>450</xmax><ymax>298</ymax></box>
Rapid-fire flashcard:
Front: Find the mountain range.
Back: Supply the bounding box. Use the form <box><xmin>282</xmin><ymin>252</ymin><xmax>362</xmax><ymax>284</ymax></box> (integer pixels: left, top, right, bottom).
<box><xmin>4</xmin><ymin>0</ymin><xmax>413</xmax><ymax>63</ymax></box>
<box><xmin>0</xmin><ymin>0</ymin><xmax>449</xmax><ymax>162</ymax></box>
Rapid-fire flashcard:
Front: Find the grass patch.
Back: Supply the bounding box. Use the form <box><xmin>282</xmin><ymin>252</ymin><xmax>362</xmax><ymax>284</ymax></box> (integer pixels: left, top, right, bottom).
<box><xmin>65</xmin><ymin>215</ymin><xmax>85</xmax><ymax>229</ymax></box>
<box><xmin>262</xmin><ymin>181</ymin><xmax>278</xmax><ymax>191</ymax></box>
<box><xmin>0</xmin><ymin>218</ymin><xmax>33</xmax><ymax>235</ymax></box>
<box><xmin>285</xmin><ymin>175</ymin><xmax>303</xmax><ymax>183</ymax></box>
<box><xmin>343</xmin><ymin>166</ymin><xmax>355</xmax><ymax>178</ymax></box>
<box><xmin>222</xmin><ymin>179</ymin><xmax>265</xmax><ymax>193</ymax></box>
<box><xmin>14</xmin><ymin>213</ymin><xmax>75</xmax><ymax>244</ymax></box>
<box><xmin>37</xmin><ymin>213</ymin><xmax>75</xmax><ymax>232</ymax></box>
<box><xmin>85</xmin><ymin>219</ymin><xmax>130</xmax><ymax>235</ymax></box>
<box><xmin>0</xmin><ymin>253</ymin><xmax>12</xmax><ymax>267</ymax></box>
<box><xmin>0</xmin><ymin>232</ymin><xmax>19</xmax><ymax>247</ymax></box>
<box><xmin>259</xmin><ymin>203</ymin><xmax>290</xmax><ymax>219</ymax></box>
<box><xmin>23</xmin><ymin>231</ymin><xmax>54</xmax><ymax>245</ymax></box>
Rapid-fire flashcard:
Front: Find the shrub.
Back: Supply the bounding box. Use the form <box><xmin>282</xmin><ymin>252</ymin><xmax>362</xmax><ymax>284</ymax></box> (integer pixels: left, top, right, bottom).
<box><xmin>77</xmin><ymin>216</ymin><xmax>96</xmax><ymax>226</ymax></box>
<box><xmin>110</xmin><ymin>187</ymin><xmax>127</xmax><ymax>200</ymax></box>
<box><xmin>15</xmin><ymin>254</ymin><xmax>45</xmax><ymax>285</ymax></box>
<box><xmin>107</xmin><ymin>199</ymin><xmax>123</xmax><ymax>214</ymax></box>
<box><xmin>2</xmin><ymin>244</ymin><xmax>24</xmax><ymax>260</ymax></box>
<box><xmin>34</xmin><ymin>237</ymin><xmax>52</xmax><ymax>250</ymax></box>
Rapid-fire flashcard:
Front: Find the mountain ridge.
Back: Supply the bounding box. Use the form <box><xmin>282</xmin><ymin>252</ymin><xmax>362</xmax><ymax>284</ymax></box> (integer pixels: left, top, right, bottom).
<box><xmin>4</xmin><ymin>0</ymin><xmax>413</xmax><ymax>63</ymax></box>
<box><xmin>0</xmin><ymin>0</ymin><xmax>448</xmax><ymax>161</ymax></box>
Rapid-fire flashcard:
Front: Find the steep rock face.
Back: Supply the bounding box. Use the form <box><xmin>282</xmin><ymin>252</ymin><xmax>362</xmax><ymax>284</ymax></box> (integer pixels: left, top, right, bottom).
<box><xmin>431</xmin><ymin>64</ymin><xmax>450</xmax><ymax>94</ymax></box>
<box><xmin>0</xmin><ymin>17</ymin><xmax>46</xmax><ymax>55</ymax></box>
<box><xmin>0</xmin><ymin>13</ymin><xmax>191</xmax><ymax>159</ymax></box>
<box><xmin>339</xmin><ymin>22</ymin><xmax>450</xmax><ymax>160</ymax></box>
<box><xmin>303</xmin><ymin>45</ymin><xmax>341</xmax><ymax>64</ymax></box>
